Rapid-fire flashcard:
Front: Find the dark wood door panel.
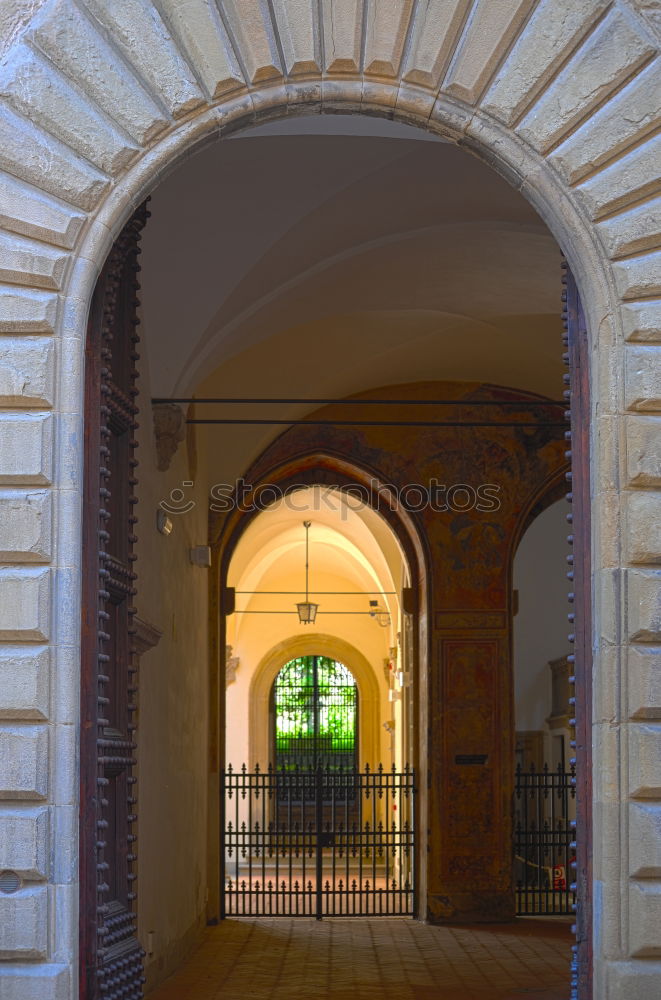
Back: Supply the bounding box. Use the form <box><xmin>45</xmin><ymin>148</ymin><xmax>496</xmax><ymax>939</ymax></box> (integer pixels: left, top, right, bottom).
<box><xmin>81</xmin><ymin>205</ymin><xmax>148</xmax><ymax>1000</ymax></box>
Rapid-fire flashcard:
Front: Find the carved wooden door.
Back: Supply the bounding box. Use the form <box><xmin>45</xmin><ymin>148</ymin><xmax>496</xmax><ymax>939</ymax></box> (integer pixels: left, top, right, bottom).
<box><xmin>563</xmin><ymin>263</ymin><xmax>592</xmax><ymax>1000</ymax></box>
<box><xmin>81</xmin><ymin>206</ymin><xmax>147</xmax><ymax>1000</ymax></box>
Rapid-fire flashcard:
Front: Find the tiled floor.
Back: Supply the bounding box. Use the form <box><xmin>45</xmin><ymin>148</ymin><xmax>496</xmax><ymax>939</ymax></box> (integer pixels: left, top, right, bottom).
<box><xmin>148</xmin><ymin>917</ymin><xmax>573</xmax><ymax>1000</ymax></box>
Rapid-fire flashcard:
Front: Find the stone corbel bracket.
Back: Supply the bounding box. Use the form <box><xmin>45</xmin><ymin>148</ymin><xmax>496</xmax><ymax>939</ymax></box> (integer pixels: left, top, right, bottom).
<box><xmin>226</xmin><ymin>645</ymin><xmax>240</xmax><ymax>686</ymax></box>
<box><xmin>153</xmin><ymin>403</ymin><xmax>186</xmax><ymax>472</ymax></box>
<box><xmin>133</xmin><ymin>616</ymin><xmax>163</xmax><ymax>656</ymax></box>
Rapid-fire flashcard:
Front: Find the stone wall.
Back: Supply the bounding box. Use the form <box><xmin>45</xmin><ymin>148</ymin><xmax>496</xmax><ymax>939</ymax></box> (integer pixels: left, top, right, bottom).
<box><xmin>0</xmin><ymin>2</ymin><xmax>659</xmax><ymax>997</ymax></box>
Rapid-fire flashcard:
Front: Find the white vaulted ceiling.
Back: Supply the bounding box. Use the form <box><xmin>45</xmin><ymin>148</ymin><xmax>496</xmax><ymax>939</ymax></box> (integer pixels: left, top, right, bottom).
<box><xmin>139</xmin><ymin>116</ymin><xmax>563</xmax><ymax>403</ymax></box>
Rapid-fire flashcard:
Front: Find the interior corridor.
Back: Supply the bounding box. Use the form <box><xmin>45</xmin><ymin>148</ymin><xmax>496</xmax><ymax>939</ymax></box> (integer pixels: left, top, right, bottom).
<box><xmin>147</xmin><ymin>917</ymin><xmax>572</xmax><ymax>1000</ymax></box>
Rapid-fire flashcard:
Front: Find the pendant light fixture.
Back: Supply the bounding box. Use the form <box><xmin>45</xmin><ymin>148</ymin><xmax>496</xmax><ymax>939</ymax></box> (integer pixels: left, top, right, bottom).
<box><xmin>296</xmin><ymin>520</ymin><xmax>319</xmax><ymax>625</ymax></box>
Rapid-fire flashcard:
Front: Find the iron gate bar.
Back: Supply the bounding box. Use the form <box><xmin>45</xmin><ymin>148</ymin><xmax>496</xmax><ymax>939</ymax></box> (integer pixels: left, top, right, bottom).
<box><xmin>152</xmin><ymin>397</ymin><xmax>566</xmax><ymax>405</ymax></box>
<box><xmin>186</xmin><ymin>418</ymin><xmax>567</xmax><ymax>427</ymax></box>
<box><xmin>514</xmin><ymin>762</ymin><xmax>577</xmax><ymax>916</ymax></box>
<box><xmin>222</xmin><ymin>763</ymin><xmax>415</xmax><ymax>919</ymax></box>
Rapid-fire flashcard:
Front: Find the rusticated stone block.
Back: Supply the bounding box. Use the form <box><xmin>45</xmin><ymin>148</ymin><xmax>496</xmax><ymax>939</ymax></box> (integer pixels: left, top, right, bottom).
<box><xmin>157</xmin><ymin>0</ymin><xmax>244</xmax><ymax>97</ymax></box>
<box><xmin>630</xmin><ymin>802</ymin><xmax>661</xmax><ymax>877</ymax></box>
<box><xmin>0</xmin><ymin>338</ymin><xmax>54</xmax><ymax>407</ymax></box>
<box><xmin>0</xmin><ymin>286</ymin><xmax>57</xmax><ymax>334</ymax></box>
<box><xmin>0</xmin><ymin>964</ymin><xmax>70</xmax><ymax>1000</ymax></box>
<box><xmin>81</xmin><ymin>0</ymin><xmax>205</xmax><ymax>115</ymax></box>
<box><xmin>628</xmin><ymin>645</ymin><xmax>661</xmax><ymax>719</ymax></box>
<box><xmin>614</xmin><ymin>250</ymin><xmax>661</xmax><ymax>301</ymax></box>
<box><xmin>625</xmin><ymin>345</ymin><xmax>661</xmax><ymax>412</ymax></box>
<box><xmin>402</xmin><ymin>0</ymin><xmax>469</xmax><ymax>90</ymax></box>
<box><xmin>0</xmin><ymin>413</ymin><xmax>52</xmax><ymax>485</ymax></box>
<box><xmin>627</xmin><ymin>492</ymin><xmax>661</xmax><ymax>563</ymax></box>
<box><xmin>321</xmin><ymin>0</ymin><xmax>362</xmax><ymax>74</ymax></box>
<box><xmin>445</xmin><ymin>0</ymin><xmax>535</xmax><ymax>106</ymax></box>
<box><xmin>363</xmin><ymin>0</ymin><xmax>413</xmax><ymax>78</ymax></box>
<box><xmin>30</xmin><ymin>0</ymin><xmax>167</xmax><ymax>145</ymax></box>
<box><xmin>0</xmin><ymin>886</ymin><xmax>47</xmax><ymax>959</ymax></box>
<box><xmin>575</xmin><ymin>133</ymin><xmax>661</xmax><ymax>219</ymax></box>
<box><xmin>627</xmin><ymin>570</ymin><xmax>661</xmax><ymax>642</ymax></box>
<box><xmin>0</xmin><ymin>42</ymin><xmax>139</xmax><ymax>177</ymax></box>
<box><xmin>0</xmin><ymin>489</ymin><xmax>52</xmax><ymax>562</ymax></box>
<box><xmin>626</xmin><ymin>416</ymin><xmax>661</xmax><ymax>486</ymax></box>
<box><xmin>0</xmin><ymin>646</ymin><xmax>49</xmax><ymax>720</ymax></box>
<box><xmin>606</xmin><ymin>960</ymin><xmax>661</xmax><ymax>1000</ymax></box>
<box><xmin>550</xmin><ymin>61</ymin><xmax>661</xmax><ymax>184</ymax></box>
<box><xmin>0</xmin><ymin>105</ymin><xmax>109</xmax><ymax>212</ymax></box>
<box><xmin>517</xmin><ymin>8</ymin><xmax>655</xmax><ymax>154</ymax></box>
<box><xmin>0</xmin><ymin>567</ymin><xmax>50</xmax><ymax>641</ymax></box>
<box><xmin>629</xmin><ymin>722</ymin><xmax>661</xmax><ymax>799</ymax></box>
<box><xmin>629</xmin><ymin>881</ymin><xmax>661</xmax><ymax>956</ymax></box>
<box><xmin>622</xmin><ymin>300</ymin><xmax>661</xmax><ymax>343</ymax></box>
<box><xmin>0</xmin><ymin>171</ymin><xmax>84</xmax><ymax>249</ymax></box>
<box><xmin>0</xmin><ymin>725</ymin><xmax>48</xmax><ymax>799</ymax></box>
<box><xmin>0</xmin><ymin>808</ymin><xmax>48</xmax><ymax>878</ymax></box>
<box><xmin>598</xmin><ymin>196</ymin><xmax>661</xmax><ymax>259</ymax></box>
<box><xmin>483</xmin><ymin>0</ymin><xmax>610</xmax><ymax>127</ymax></box>
<box><xmin>270</xmin><ymin>0</ymin><xmax>321</xmax><ymax>77</ymax></box>
<box><xmin>218</xmin><ymin>0</ymin><xmax>281</xmax><ymax>83</ymax></box>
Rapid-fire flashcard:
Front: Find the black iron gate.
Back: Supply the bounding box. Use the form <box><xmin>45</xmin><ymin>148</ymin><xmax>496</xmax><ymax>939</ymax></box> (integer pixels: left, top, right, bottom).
<box><xmin>222</xmin><ymin>763</ymin><xmax>415</xmax><ymax>918</ymax></box>
<box><xmin>514</xmin><ymin>762</ymin><xmax>577</xmax><ymax>915</ymax></box>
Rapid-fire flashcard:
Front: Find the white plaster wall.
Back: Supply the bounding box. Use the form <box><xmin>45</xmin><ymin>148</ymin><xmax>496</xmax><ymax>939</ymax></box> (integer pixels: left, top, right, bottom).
<box><xmin>514</xmin><ymin>500</ymin><xmax>570</xmax><ymax>734</ymax></box>
<box><xmin>132</xmin><ymin>341</ymin><xmax>210</xmax><ymax>990</ymax></box>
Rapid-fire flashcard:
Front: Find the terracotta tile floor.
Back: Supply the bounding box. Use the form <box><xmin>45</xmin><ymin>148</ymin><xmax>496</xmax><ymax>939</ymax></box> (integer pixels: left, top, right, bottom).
<box><xmin>148</xmin><ymin>917</ymin><xmax>572</xmax><ymax>1000</ymax></box>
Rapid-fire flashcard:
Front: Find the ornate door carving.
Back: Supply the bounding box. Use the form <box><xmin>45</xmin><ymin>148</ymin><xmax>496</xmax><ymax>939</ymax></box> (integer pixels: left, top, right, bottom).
<box><xmin>81</xmin><ymin>206</ymin><xmax>148</xmax><ymax>1000</ymax></box>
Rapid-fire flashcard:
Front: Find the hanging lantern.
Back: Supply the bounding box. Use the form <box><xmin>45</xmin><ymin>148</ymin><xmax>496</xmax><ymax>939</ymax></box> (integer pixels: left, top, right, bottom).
<box><xmin>296</xmin><ymin>520</ymin><xmax>319</xmax><ymax>625</ymax></box>
<box><xmin>296</xmin><ymin>600</ymin><xmax>318</xmax><ymax>625</ymax></box>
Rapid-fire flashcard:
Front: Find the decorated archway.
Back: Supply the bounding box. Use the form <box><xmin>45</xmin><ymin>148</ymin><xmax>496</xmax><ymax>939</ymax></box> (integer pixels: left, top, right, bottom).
<box><xmin>0</xmin><ymin>5</ymin><xmax>659</xmax><ymax>1000</ymax></box>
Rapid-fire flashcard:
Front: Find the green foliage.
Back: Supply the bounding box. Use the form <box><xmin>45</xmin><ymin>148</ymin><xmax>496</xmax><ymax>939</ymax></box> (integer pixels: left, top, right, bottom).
<box><xmin>274</xmin><ymin>655</ymin><xmax>357</xmax><ymax>756</ymax></box>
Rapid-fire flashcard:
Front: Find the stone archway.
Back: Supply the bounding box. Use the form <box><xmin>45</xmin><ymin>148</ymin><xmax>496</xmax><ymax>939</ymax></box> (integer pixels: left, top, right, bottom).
<box><xmin>0</xmin><ymin>5</ymin><xmax>659</xmax><ymax>1000</ymax></box>
<box><xmin>214</xmin><ymin>456</ymin><xmax>429</xmax><ymax>927</ymax></box>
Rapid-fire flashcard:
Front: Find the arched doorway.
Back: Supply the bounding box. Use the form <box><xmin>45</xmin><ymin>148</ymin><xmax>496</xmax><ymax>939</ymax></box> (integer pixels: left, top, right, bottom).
<box><xmin>5</xmin><ymin>6</ymin><xmax>659</xmax><ymax>999</ymax></box>
<box><xmin>77</xmin><ymin>112</ymin><xmax>591</xmax><ymax>997</ymax></box>
<box><xmin>220</xmin><ymin>484</ymin><xmax>419</xmax><ymax>921</ymax></box>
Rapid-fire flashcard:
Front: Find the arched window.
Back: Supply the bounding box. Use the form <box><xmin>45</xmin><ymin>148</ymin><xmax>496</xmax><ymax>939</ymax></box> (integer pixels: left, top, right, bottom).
<box><xmin>272</xmin><ymin>656</ymin><xmax>358</xmax><ymax>771</ymax></box>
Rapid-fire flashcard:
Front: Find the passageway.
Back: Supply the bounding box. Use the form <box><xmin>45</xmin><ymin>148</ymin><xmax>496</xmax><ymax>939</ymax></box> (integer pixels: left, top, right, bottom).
<box><xmin>83</xmin><ymin>115</ymin><xmax>579</xmax><ymax>997</ymax></box>
<box><xmin>147</xmin><ymin>917</ymin><xmax>572</xmax><ymax>1000</ymax></box>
